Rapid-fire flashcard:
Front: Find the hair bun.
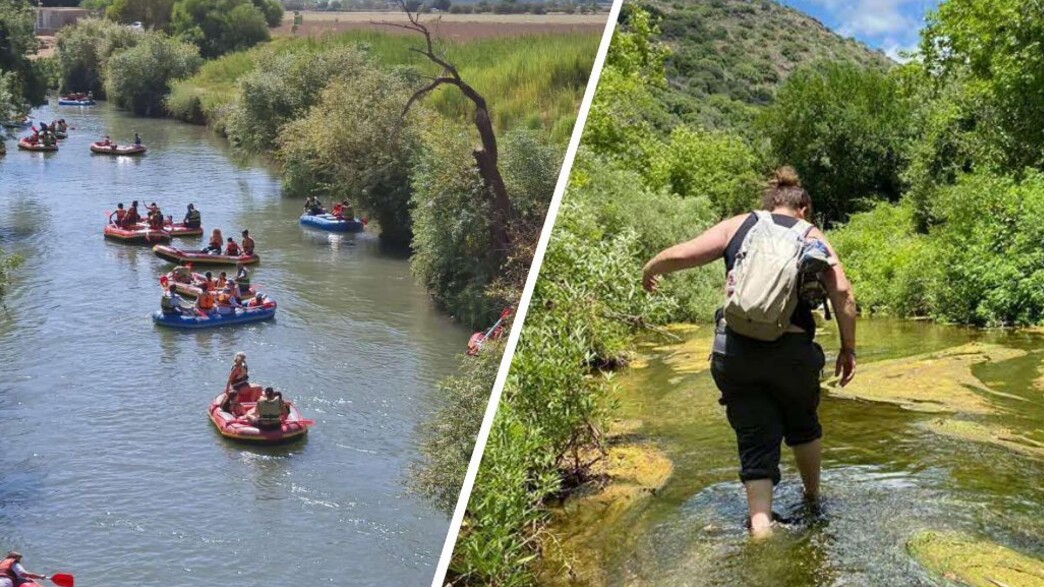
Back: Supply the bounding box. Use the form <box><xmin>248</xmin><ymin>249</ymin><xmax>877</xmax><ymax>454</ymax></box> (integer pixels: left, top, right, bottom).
<box><xmin>770</xmin><ymin>166</ymin><xmax>801</xmax><ymax>188</ymax></box>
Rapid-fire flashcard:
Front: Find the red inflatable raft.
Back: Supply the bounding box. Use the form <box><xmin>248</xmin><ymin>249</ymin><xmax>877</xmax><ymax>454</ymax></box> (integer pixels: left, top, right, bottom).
<box><xmin>104</xmin><ymin>223</ymin><xmax>172</xmax><ymax>244</ymax></box>
<box><xmin>18</xmin><ymin>138</ymin><xmax>58</xmax><ymax>152</ymax></box>
<box><xmin>208</xmin><ymin>385</ymin><xmax>312</xmax><ymax>443</ymax></box>
<box><xmin>129</xmin><ymin>220</ymin><xmax>202</xmax><ymax>238</ymax></box>
<box><xmin>90</xmin><ymin>142</ymin><xmax>146</xmax><ymax>155</ymax></box>
<box><xmin>152</xmin><ymin>245</ymin><xmax>259</xmax><ymax>266</ymax></box>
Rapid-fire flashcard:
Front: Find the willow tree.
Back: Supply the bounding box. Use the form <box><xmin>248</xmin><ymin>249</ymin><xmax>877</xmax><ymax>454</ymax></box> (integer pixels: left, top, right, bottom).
<box><xmin>381</xmin><ymin>3</ymin><xmax>514</xmax><ymax>260</ymax></box>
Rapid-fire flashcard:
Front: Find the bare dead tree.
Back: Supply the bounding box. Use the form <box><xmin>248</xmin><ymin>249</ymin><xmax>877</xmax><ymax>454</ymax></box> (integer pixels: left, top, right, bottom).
<box><xmin>378</xmin><ymin>2</ymin><xmax>513</xmax><ymax>258</ymax></box>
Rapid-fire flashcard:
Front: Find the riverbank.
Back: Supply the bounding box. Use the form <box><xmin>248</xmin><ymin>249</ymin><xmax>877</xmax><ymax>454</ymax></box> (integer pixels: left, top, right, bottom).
<box><xmin>539</xmin><ymin>318</ymin><xmax>1044</xmax><ymax>585</ymax></box>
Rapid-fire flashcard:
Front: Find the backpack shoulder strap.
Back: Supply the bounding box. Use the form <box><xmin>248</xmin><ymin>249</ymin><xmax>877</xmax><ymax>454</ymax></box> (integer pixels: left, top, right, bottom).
<box><xmin>789</xmin><ymin>218</ymin><xmax>814</xmax><ymax>239</ymax></box>
<box><xmin>752</xmin><ymin>210</ymin><xmax>772</xmax><ymax>224</ymax></box>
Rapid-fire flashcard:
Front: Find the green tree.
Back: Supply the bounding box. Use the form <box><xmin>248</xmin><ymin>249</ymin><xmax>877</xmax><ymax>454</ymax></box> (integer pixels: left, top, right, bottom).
<box><xmin>103</xmin><ymin>32</ymin><xmax>201</xmax><ymax>115</ymax></box>
<box><xmin>251</xmin><ymin>0</ymin><xmax>283</xmax><ymax>28</ymax></box>
<box><xmin>277</xmin><ymin>64</ymin><xmax>417</xmax><ymax>244</ymax></box>
<box><xmin>54</xmin><ymin>17</ymin><xmax>142</xmax><ymax>95</ymax></box>
<box><xmin>760</xmin><ymin>62</ymin><xmax>913</xmax><ymax>226</ymax></box>
<box><xmin>921</xmin><ymin>0</ymin><xmax>1044</xmax><ymax>171</ymax></box>
<box><xmin>170</xmin><ymin>0</ymin><xmax>269</xmax><ymax>59</ymax></box>
<box><xmin>0</xmin><ymin>0</ymin><xmax>47</xmax><ymax>108</ymax></box>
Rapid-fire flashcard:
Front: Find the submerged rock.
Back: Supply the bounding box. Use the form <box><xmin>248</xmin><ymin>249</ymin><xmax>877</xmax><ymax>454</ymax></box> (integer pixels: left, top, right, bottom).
<box><xmin>651</xmin><ymin>330</ymin><xmax>713</xmax><ymax>376</ymax></box>
<box><xmin>824</xmin><ymin>343</ymin><xmax>1026</xmax><ymax>414</ymax></box>
<box><xmin>922</xmin><ymin>419</ymin><xmax>1044</xmax><ymax>459</ymax></box>
<box><xmin>908</xmin><ymin>530</ymin><xmax>1044</xmax><ymax>587</ymax></box>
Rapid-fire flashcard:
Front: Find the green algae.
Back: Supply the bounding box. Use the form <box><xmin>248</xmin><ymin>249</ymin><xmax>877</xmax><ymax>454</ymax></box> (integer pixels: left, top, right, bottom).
<box><xmin>908</xmin><ymin>531</ymin><xmax>1044</xmax><ymax>587</ymax></box>
<box><xmin>824</xmin><ymin>343</ymin><xmax>1026</xmax><ymax>414</ymax></box>
<box><xmin>922</xmin><ymin>419</ymin><xmax>1044</xmax><ymax>460</ymax></box>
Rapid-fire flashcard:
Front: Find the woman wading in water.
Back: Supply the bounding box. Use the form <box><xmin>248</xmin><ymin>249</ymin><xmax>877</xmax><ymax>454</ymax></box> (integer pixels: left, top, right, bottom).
<box><xmin>641</xmin><ymin>167</ymin><xmax>857</xmax><ymax>538</ymax></box>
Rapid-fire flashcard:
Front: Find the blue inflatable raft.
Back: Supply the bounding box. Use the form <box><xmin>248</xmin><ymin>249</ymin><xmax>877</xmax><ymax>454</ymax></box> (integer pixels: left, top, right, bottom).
<box><xmin>152</xmin><ymin>303</ymin><xmax>277</xmax><ymax>329</ymax></box>
<box><xmin>58</xmin><ymin>98</ymin><xmax>95</xmax><ymax>106</ymax></box>
<box><xmin>299</xmin><ymin>213</ymin><xmax>365</xmax><ymax>233</ymax></box>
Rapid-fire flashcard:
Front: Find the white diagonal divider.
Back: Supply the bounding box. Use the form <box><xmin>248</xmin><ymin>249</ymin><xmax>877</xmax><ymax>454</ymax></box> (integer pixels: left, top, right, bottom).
<box><xmin>429</xmin><ymin>0</ymin><xmax>627</xmax><ymax>583</ymax></box>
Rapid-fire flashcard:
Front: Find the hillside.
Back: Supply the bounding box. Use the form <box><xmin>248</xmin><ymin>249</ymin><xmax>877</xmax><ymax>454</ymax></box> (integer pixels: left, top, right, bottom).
<box><xmin>636</xmin><ymin>0</ymin><xmax>893</xmax><ymax>129</ymax></box>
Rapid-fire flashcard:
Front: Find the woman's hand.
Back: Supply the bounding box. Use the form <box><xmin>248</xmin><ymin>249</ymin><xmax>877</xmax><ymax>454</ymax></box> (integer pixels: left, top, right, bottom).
<box><xmin>642</xmin><ymin>269</ymin><xmax>660</xmax><ymax>293</ymax></box>
<box><xmin>835</xmin><ymin>348</ymin><xmax>856</xmax><ymax>387</ymax></box>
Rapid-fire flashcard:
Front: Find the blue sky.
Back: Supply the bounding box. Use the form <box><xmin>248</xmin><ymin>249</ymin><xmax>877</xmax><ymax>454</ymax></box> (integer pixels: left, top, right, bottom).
<box><xmin>779</xmin><ymin>0</ymin><xmax>940</xmax><ymax>61</ymax></box>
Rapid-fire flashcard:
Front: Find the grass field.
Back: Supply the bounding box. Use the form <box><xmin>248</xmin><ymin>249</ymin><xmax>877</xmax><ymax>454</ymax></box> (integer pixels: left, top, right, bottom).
<box><xmin>166</xmin><ymin>28</ymin><xmax>601</xmax><ymax>141</ymax></box>
<box><xmin>274</xmin><ymin>11</ymin><xmax>608</xmax><ymax>40</ymax></box>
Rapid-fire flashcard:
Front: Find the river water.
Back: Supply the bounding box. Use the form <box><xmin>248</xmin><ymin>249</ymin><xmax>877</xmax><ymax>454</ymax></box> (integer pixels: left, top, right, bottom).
<box><xmin>553</xmin><ymin>319</ymin><xmax>1044</xmax><ymax>586</ymax></box>
<box><xmin>0</xmin><ymin>103</ymin><xmax>468</xmax><ymax>586</ymax></box>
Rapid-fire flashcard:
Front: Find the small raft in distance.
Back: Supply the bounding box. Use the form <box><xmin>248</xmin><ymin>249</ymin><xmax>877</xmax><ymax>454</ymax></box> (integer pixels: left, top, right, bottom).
<box><xmin>90</xmin><ymin>142</ymin><xmax>146</xmax><ymax>156</ymax></box>
<box><xmin>299</xmin><ymin>213</ymin><xmax>365</xmax><ymax>233</ymax></box>
<box><xmin>208</xmin><ymin>385</ymin><xmax>312</xmax><ymax>443</ymax></box>
<box><xmin>17</xmin><ymin>138</ymin><xmax>58</xmax><ymax>152</ymax></box>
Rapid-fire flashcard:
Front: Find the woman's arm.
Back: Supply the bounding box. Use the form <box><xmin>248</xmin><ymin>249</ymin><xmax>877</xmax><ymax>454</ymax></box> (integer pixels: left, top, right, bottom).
<box><xmin>642</xmin><ymin>215</ymin><xmax>746</xmax><ymax>292</ymax></box>
<box><xmin>807</xmin><ymin>227</ymin><xmax>857</xmax><ymax>386</ymax></box>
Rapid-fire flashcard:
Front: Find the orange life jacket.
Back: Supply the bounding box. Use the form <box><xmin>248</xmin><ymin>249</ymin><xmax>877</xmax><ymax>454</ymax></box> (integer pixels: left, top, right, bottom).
<box><xmin>0</xmin><ymin>557</ymin><xmax>17</xmax><ymax>579</ymax></box>
<box><xmin>216</xmin><ymin>291</ymin><xmax>232</xmax><ymax>306</ymax></box>
<box><xmin>198</xmin><ymin>292</ymin><xmax>216</xmax><ymax>310</ymax></box>
<box><xmin>226</xmin><ymin>242</ymin><xmax>240</xmax><ymax>256</ymax></box>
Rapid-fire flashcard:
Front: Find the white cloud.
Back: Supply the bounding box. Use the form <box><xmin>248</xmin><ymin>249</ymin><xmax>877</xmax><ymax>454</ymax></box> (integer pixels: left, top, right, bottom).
<box><xmin>795</xmin><ymin>0</ymin><xmax>934</xmax><ymax>48</ymax></box>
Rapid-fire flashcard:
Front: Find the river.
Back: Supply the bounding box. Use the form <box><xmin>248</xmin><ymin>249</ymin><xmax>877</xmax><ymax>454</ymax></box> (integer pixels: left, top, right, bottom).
<box><xmin>551</xmin><ymin>319</ymin><xmax>1044</xmax><ymax>586</ymax></box>
<box><xmin>0</xmin><ymin>102</ymin><xmax>468</xmax><ymax>586</ymax></box>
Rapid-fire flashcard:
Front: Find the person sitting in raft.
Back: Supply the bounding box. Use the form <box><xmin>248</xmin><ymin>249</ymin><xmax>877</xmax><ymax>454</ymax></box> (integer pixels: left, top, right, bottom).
<box><xmin>196</xmin><ymin>282</ymin><xmax>217</xmax><ymax>315</ymax></box>
<box><xmin>240</xmin><ymin>230</ymin><xmax>254</xmax><ymax>256</ymax></box>
<box><xmin>202</xmin><ymin>228</ymin><xmax>223</xmax><ymax>254</ymax></box>
<box><xmin>246</xmin><ymin>292</ymin><xmax>266</xmax><ymax>308</ymax></box>
<box><xmin>0</xmin><ymin>551</ymin><xmax>49</xmax><ymax>587</ymax></box>
<box><xmin>183</xmin><ymin>204</ymin><xmax>201</xmax><ymax>229</ymax></box>
<box><xmin>100</xmin><ymin>135</ymin><xmax>113</xmax><ymax>147</ymax></box>
<box><xmin>215</xmin><ymin>283</ymin><xmax>243</xmax><ymax>316</ymax></box>
<box><xmin>202</xmin><ymin>271</ymin><xmax>214</xmax><ymax>288</ymax></box>
<box><xmin>171</xmin><ymin>265</ymin><xmax>192</xmax><ymax>284</ymax></box>
<box><xmin>221</xmin><ymin>352</ymin><xmax>250</xmax><ymax>415</ymax></box>
<box><xmin>109</xmin><ymin>203</ymin><xmax>126</xmax><ymax>225</ymax></box>
<box><xmin>134</xmin><ymin>132</ymin><xmax>142</xmax><ymax>146</ymax></box>
<box><xmin>244</xmin><ymin>387</ymin><xmax>289</xmax><ymax>431</ymax></box>
<box><xmin>224</xmin><ymin>237</ymin><xmax>240</xmax><ymax>257</ymax></box>
<box><xmin>304</xmin><ymin>195</ymin><xmax>325</xmax><ymax>215</ymax></box>
<box><xmin>122</xmin><ymin>201</ymin><xmax>141</xmax><ymax>228</ymax></box>
<box><xmin>161</xmin><ymin>284</ymin><xmax>189</xmax><ymax>316</ymax></box>
<box><xmin>215</xmin><ymin>271</ymin><xmax>228</xmax><ymax>290</ymax></box>
<box><xmin>147</xmin><ymin>204</ymin><xmax>164</xmax><ymax>230</ymax></box>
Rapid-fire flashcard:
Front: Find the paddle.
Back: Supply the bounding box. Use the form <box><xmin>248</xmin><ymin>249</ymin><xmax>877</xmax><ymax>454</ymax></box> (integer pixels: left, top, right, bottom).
<box><xmin>50</xmin><ymin>573</ymin><xmax>74</xmax><ymax>587</ymax></box>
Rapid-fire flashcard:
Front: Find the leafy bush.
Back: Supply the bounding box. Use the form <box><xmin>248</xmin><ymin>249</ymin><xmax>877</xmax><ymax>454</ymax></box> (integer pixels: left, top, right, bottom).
<box><xmin>277</xmin><ymin>62</ymin><xmax>417</xmax><ymax>243</ymax></box>
<box><xmin>409</xmin><ymin>339</ymin><xmax>505</xmax><ymax>514</ymax></box>
<box><xmin>226</xmin><ymin>46</ymin><xmax>370</xmax><ymax>152</ymax></box>
<box><xmin>170</xmin><ymin>0</ymin><xmax>270</xmax><ymax>59</ymax></box>
<box><xmin>54</xmin><ymin>18</ymin><xmax>143</xmax><ymax>96</ymax></box>
<box><xmin>648</xmin><ymin>125</ymin><xmax>762</xmax><ymax>216</ymax></box>
<box><xmin>106</xmin><ymin>0</ymin><xmax>176</xmax><ymax>30</ymax></box>
<box><xmin>0</xmin><ymin>0</ymin><xmax>47</xmax><ymax>106</ymax></box>
<box><xmin>759</xmin><ymin>61</ymin><xmax>915</xmax><ymax>226</ymax></box>
<box><xmin>411</xmin><ymin>126</ymin><xmax>559</xmax><ymax>327</ymax></box>
<box><xmin>104</xmin><ymin>32</ymin><xmax>202</xmax><ymax>116</ymax></box>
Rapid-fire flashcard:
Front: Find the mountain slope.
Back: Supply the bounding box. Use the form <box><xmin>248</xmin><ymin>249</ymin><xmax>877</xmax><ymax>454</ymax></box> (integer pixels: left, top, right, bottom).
<box><xmin>636</xmin><ymin>0</ymin><xmax>893</xmax><ymax>129</ymax></box>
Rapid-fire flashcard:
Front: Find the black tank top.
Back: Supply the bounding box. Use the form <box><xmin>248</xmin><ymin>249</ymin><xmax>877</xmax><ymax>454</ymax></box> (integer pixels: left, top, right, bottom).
<box><xmin>723</xmin><ymin>213</ymin><xmax>815</xmax><ymax>334</ymax></box>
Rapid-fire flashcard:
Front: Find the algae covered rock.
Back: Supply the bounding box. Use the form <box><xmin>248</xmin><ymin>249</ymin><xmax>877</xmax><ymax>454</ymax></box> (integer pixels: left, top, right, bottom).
<box><xmin>824</xmin><ymin>343</ymin><xmax>1026</xmax><ymax>414</ymax></box>
<box><xmin>908</xmin><ymin>530</ymin><xmax>1044</xmax><ymax>587</ymax></box>
<box><xmin>922</xmin><ymin>419</ymin><xmax>1044</xmax><ymax>459</ymax></box>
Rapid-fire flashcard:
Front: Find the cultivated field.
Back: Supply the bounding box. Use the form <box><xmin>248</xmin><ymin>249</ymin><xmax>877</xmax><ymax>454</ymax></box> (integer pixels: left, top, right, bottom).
<box><xmin>275</xmin><ymin>11</ymin><xmax>609</xmax><ymax>40</ymax></box>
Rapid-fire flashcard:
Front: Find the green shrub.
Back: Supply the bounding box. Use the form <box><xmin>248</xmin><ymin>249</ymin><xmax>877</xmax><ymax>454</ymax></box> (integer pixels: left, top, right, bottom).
<box><xmin>648</xmin><ymin>125</ymin><xmax>762</xmax><ymax>216</ymax></box>
<box><xmin>277</xmin><ymin>63</ymin><xmax>417</xmax><ymax>243</ymax></box>
<box><xmin>104</xmin><ymin>32</ymin><xmax>202</xmax><ymax>116</ymax></box>
<box><xmin>170</xmin><ymin>0</ymin><xmax>270</xmax><ymax>59</ymax></box>
<box><xmin>226</xmin><ymin>46</ymin><xmax>370</xmax><ymax>152</ymax></box>
<box><xmin>759</xmin><ymin>61</ymin><xmax>915</xmax><ymax>226</ymax></box>
<box><xmin>54</xmin><ymin>18</ymin><xmax>143</xmax><ymax>96</ymax></box>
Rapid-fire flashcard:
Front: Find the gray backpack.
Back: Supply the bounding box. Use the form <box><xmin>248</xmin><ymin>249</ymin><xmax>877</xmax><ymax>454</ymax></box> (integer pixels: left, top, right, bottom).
<box><xmin>723</xmin><ymin>211</ymin><xmax>813</xmax><ymax>341</ymax></box>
